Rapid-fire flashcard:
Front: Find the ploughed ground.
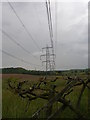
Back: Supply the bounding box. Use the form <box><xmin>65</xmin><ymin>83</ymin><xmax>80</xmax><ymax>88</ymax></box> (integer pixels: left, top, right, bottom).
<box><xmin>0</xmin><ymin>74</ymin><xmax>41</xmax><ymax>81</ymax></box>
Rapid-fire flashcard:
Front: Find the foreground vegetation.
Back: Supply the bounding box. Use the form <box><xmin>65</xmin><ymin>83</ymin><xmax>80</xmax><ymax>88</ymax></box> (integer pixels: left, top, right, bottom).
<box><xmin>2</xmin><ymin>69</ymin><xmax>89</xmax><ymax>119</ymax></box>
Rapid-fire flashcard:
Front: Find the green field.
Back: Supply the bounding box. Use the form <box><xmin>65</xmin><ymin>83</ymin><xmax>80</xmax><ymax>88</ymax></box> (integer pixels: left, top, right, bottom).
<box><xmin>2</xmin><ymin>72</ymin><xmax>89</xmax><ymax>119</ymax></box>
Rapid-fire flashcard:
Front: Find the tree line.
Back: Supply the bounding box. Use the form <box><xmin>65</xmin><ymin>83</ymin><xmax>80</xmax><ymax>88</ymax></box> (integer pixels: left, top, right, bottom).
<box><xmin>0</xmin><ymin>67</ymin><xmax>88</xmax><ymax>75</ymax></box>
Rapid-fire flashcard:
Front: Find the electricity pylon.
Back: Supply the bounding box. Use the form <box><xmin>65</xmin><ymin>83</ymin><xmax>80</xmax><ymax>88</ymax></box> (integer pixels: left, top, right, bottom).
<box><xmin>40</xmin><ymin>44</ymin><xmax>55</xmax><ymax>73</ymax></box>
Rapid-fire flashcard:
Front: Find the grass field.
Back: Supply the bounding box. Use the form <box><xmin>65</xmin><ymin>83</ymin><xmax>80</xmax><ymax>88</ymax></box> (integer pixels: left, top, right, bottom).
<box><xmin>2</xmin><ymin>73</ymin><xmax>89</xmax><ymax>119</ymax></box>
<box><xmin>0</xmin><ymin>74</ymin><xmax>2</xmax><ymax>119</ymax></box>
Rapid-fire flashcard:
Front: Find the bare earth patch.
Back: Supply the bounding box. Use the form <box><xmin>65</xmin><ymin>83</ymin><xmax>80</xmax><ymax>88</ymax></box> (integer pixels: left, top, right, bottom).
<box><xmin>1</xmin><ymin>74</ymin><xmax>42</xmax><ymax>82</ymax></box>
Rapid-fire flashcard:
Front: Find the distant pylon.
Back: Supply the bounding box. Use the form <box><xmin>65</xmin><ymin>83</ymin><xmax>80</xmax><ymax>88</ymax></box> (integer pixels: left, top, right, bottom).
<box><xmin>40</xmin><ymin>44</ymin><xmax>55</xmax><ymax>72</ymax></box>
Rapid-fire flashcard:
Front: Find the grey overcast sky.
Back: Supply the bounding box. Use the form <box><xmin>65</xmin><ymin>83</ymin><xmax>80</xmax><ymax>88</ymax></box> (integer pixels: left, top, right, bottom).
<box><xmin>2</xmin><ymin>1</ymin><xmax>88</xmax><ymax>70</ymax></box>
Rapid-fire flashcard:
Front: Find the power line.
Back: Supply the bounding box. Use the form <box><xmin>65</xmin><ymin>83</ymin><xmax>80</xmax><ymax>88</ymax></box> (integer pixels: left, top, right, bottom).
<box><xmin>55</xmin><ymin>1</ymin><xmax>57</xmax><ymax>61</ymax></box>
<box><xmin>45</xmin><ymin>0</ymin><xmax>55</xmax><ymax>71</ymax></box>
<box><xmin>48</xmin><ymin>0</ymin><xmax>53</xmax><ymax>40</ymax></box>
<box><xmin>46</xmin><ymin>0</ymin><xmax>53</xmax><ymax>47</ymax></box>
<box><xmin>48</xmin><ymin>0</ymin><xmax>55</xmax><ymax>65</ymax></box>
<box><xmin>7</xmin><ymin>1</ymin><xmax>41</xmax><ymax>51</ymax></box>
<box><xmin>1</xmin><ymin>49</ymin><xmax>41</xmax><ymax>67</ymax></box>
<box><xmin>1</xmin><ymin>29</ymin><xmax>38</xmax><ymax>59</ymax></box>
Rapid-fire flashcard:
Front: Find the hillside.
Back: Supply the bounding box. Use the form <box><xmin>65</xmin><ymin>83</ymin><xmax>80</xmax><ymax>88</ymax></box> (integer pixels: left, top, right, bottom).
<box><xmin>0</xmin><ymin>67</ymin><xmax>88</xmax><ymax>76</ymax></box>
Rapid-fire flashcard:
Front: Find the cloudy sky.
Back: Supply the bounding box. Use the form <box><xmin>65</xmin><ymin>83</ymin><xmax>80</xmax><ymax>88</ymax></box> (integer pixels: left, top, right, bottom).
<box><xmin>1</xmin><ymin>1</ymin><xmax>88</xmax><ymax>70</ymax></box>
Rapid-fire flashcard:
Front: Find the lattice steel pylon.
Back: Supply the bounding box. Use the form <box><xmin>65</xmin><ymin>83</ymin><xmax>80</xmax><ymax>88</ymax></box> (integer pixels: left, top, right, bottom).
<box><xmin>40</xmin><ymin>44</ymin><xmax>55</xmax><ymax>73</ymax></box>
